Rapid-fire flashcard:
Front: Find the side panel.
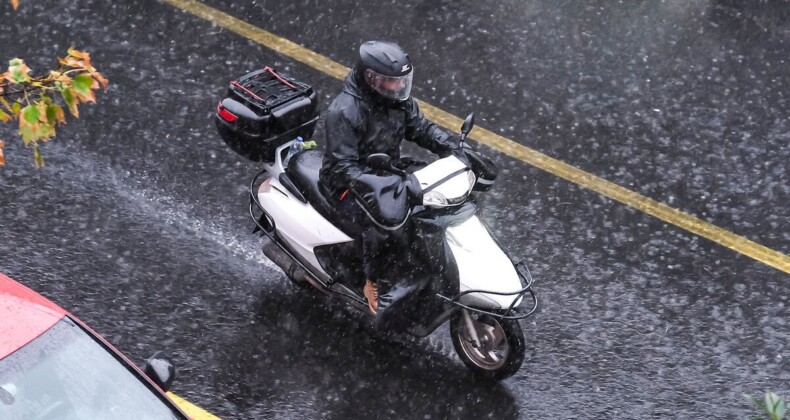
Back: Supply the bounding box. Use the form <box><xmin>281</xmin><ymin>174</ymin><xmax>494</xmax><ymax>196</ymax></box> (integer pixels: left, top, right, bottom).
<box><xmin>258</xmin><ymin>178</ymin><xmax>352</xmax><ymax>275</ymax></box>
<box><xmin>445</xmin><ymin>216</ymin><xmax>523</xmax><ymax>309</ymax></box>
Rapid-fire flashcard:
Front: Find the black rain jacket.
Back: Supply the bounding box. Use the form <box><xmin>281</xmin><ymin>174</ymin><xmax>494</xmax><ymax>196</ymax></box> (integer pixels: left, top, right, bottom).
<box><xmin>318</xmin><ymin>68</ymin><xmax>463</xmax><ymax>331</ymax></box>
<box><xmin>320</xmin><ymin>68</ymin><xmax>460</xmax><ymax>201</ymax></box>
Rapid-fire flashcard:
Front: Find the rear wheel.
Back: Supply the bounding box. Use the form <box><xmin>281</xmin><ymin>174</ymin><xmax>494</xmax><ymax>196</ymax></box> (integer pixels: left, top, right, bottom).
<box><xmin>450</xmin><ymin>310</ymin><xmax>526</xmax><ymax>381</ymax></box>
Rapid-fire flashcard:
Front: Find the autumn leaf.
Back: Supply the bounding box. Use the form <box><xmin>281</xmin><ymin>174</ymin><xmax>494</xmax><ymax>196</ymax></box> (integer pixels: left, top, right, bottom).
<box><xmin>0</xmin><ymin>140</ymin><xmax>5</xmax><ymax>166</ymax></box>
<box><xmin>37</xmin><ymin>101</ymin><xmax>53</xmax><ymax>127</ymax></box>
<box><xmin>19</xmin><ymin>106</ymin><xmax>42</xmax><ymax>144</ymax></box>
<box><xmin>72</xmin><ymin>73</ymin><xmax>96</xmax><ymax>102</ymax></box>
<box><xmin>72</xmin><ymin>73</ymin><xmax>93</xmax><ymax>95</ymax></box>
<box><xmin>49</xmin><ymin>70</ymin><xmax>73</xmax><ymax>87</ymax></box>
<box><xmin>18</xmin><ymin>105</ymin><xmax>56</xmax><ymax>145</ymax></box>
<box><xmin>40</xmin><ymin>122</ymin><xmax>55</xmax><ymax>139</ymax></box>
<box><xmin>91</xmin><ymin>70</ymin><xmax>109</xmax><ymax>91</ymax></box>
<box><xmin>11</xmin><ymin>0</ymin><xmax>19</xmax><ymax>11</ymax></box>
<box><xmin>0</xmin><ymin>97</ymin><xmax>11</xmax><ymax>114</ymax></box>
<box><xmin>18</xmin><ymin>121</ymin><xmax>55</xmax><ymax>145</ymax></box>
<box><xmin>19</xmin><ymin>124</ymin><xmax>38</xmax><ymax>144</ymax></box>
<box><xmin>61</xmin><ymin>49</ymin><xmax>92</xmax><ymax>69</ymax></box>
<box><xmin>61</xmin><ymin>87</ymin><xmax>79</xmax><ymax>117</ymax></box>
<box><xmin>67</xmin><ymin>48</ymin><xmax>91</xmax><ymax>63</ymax></box>
<box><xmin>1</xmin><ymin>47</ymin><xmax>108</xmax><ymax>167</ymax></box>
<box><xmin>60</xmin><ymin>56</ymin><xmax>83</xmax><ymax>69</ymax></box>
<box><xmin>45</xmin><ymin>104</ymin><xmax>66</xmax><ymax>125</ymax></box>
<box><xmin>76</xmin><ymin>89</ymin><xmax>96</xmax><ymax>104</ymax></box>
<box><xmin>8</xmin><ymin>58</ymin><xmax>32</xmax><ymax>84</ymax></box>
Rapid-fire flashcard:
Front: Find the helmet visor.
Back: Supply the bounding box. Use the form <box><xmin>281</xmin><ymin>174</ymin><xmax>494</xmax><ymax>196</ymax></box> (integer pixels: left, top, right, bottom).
<box><xmin>364</xmin><ymin>68</ymin><xmax>413</xmax><ymax>101</ymax></box>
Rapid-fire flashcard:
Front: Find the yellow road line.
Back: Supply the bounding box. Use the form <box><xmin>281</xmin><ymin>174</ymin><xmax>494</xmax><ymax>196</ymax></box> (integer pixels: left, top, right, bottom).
<box><xmin>160</xmin><ymin>0</ymin><xmax>790</xmax><ymax>276</ymax></box>
<box><xmin>168</xmin><ymin>392</ymin><xmax>222</xmax><ymax>419</ymax></box>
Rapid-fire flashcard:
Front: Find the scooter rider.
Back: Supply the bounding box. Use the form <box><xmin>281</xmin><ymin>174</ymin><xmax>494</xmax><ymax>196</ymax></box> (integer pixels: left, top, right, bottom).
<box><xmin>319</xmin><ymin>40</ymin><xmax>461</xmax><ymax>316</ymax></box>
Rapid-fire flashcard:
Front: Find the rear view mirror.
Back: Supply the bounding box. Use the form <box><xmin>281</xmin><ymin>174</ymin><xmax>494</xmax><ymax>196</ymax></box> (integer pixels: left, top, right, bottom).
<box><xmin>461</xmin><ymin>113</ymin><xmax>475</xmax><ymax>136</ymax></box>
<box><xmin>0</xmin><ymin>384</ymin><xmax>16</xmax><ymax>406</ymax></box>
<box><xmin>366</xmin><ymin>153</ymin><xmax>393</xmax><ymax>170</ymax></box>
<box><xmin>144</xmin><ymin>352</ymin><xmax>175</xmax><ymax>392</ymax></box>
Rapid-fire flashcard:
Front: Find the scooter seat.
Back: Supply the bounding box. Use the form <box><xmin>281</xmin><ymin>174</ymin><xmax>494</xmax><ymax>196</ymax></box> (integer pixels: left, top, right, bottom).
<box><xmin>285</xmin><ymin>150</ymin><xmax>362</xmax><ymax>237</ymax></box>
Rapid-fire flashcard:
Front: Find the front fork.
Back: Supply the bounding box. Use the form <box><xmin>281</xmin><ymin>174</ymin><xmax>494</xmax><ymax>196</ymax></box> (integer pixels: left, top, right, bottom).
<box><xmin>461</xmin><ymin>309</ymin><xmax>482</xmax><ymax>348</ymax></box>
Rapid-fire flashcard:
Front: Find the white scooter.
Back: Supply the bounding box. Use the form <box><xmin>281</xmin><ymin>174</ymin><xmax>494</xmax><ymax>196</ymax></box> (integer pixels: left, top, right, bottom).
<box><xmin>247</xmin><ymin>113</ymin><xmax>537</xmax><ymax>380</ymax></box>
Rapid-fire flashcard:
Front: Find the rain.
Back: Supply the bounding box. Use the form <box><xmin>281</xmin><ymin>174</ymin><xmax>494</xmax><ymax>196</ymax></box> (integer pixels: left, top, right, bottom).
<box><xmin>0</xmin><ymin>0</ymin><xmax>788</xmax><ymax>418</ymax></box>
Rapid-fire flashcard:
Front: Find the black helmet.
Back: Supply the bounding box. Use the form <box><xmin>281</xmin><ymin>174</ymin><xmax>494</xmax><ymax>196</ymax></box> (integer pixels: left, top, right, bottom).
<box><xmin>356</xmin><ymin>41</ymin><xmax>413</xmax><ymax>102</ymax></box>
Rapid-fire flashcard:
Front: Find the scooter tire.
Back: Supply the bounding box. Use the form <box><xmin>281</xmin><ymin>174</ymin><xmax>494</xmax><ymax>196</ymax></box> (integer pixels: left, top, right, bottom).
<box><xmin>450</xmin><ymin>311</ymin><xmax>526</xmax><ymax>381</ymax></box>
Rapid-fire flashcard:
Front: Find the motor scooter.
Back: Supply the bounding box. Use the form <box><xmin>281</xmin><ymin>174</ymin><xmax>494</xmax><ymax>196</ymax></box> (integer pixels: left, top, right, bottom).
<box><xmin>216</xmin><ymin>67</ymin><xmax>537</xmax><ymax>380</ymax></box>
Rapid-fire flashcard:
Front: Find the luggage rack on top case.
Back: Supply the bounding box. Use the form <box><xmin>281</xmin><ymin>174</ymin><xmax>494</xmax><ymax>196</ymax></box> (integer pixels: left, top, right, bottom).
<box><xmin>216</xmin><ymin>67</ymin><xmax>319</xmax><ymax>162</ymax></box>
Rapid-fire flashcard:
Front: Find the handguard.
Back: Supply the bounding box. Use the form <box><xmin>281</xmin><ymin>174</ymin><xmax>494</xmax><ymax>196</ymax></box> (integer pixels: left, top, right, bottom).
<box><xmin>350</xmin><ymin>172</ymin><xmax>414</xmax><ymax>230</ymax></box>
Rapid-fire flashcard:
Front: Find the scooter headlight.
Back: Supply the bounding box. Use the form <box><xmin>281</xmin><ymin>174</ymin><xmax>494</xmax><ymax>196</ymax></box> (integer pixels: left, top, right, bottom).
<box><xmin>423</xmin><ymin>191</ymin><xmax>449</xmax><ymax>207</ymax></box>
<box><xmin>423</xmin><ymin>170</ymin><xmax>477</xmax><ymax>208</ymax></box>
<box><xmin>467</xmin><ymin>170</ymin><xmax>477</xmax><ymax>194</ymax></box>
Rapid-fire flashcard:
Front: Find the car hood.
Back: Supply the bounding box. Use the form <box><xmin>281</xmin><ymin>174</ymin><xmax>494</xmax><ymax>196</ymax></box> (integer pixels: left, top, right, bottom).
<box><xmin>0</xmin><ymin>273</ymin><xmax>67</xmax><ymax>360</ymax></box>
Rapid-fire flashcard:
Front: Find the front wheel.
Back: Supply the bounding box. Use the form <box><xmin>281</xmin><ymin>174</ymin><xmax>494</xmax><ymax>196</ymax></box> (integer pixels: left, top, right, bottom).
<box><xmin>450</xmin><ymin>310</ymin><xmax>526</xmax><ymax>381</ymax></box>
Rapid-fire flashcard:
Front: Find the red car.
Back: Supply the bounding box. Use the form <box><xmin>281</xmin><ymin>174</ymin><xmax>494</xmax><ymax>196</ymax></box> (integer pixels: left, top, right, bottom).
<box><xmin>0</xmin><ymin>272</ymin><xmax>190</xmax><ymax>419</ymax></box>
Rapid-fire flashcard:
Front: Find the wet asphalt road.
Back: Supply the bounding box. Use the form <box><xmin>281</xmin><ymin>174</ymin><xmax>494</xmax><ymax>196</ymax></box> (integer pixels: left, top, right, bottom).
<box><xmin>1</xmin><ymin>0</ymin><xmax>789</xmax><ymax>418</ymax></box>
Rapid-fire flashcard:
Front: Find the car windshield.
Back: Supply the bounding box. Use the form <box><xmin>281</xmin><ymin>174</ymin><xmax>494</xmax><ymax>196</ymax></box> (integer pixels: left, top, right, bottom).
<box><xmin>0</xmin><ymin>318</ymin><xmax>181</xmax><ymax>419</ymax></box>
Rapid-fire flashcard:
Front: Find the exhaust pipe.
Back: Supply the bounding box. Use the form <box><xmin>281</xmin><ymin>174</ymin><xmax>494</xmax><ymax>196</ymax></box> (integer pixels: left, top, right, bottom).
<box><xmin>260</xmin><ymin>236</ymin><xmax>313</xmax><ymax>285</ymax></box>
<box><xmin>261</xmin><ymin>235</ymin><xmax>295</xmax><ymax>274</ymax></box>
<box><xmin>259</xmin><ymin>236</ymin><xmax>371</xmax><ymax>313</ymax></box>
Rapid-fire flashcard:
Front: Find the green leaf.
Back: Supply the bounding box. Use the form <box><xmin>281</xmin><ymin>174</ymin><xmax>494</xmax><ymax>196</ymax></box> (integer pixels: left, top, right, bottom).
<box><xmin>747</xmin><ymin>394</ymin><xmax>768</xmax><ymax>419</ymax></box>
<box><xmin>12</xmin><ymin>102</ymin><xmax>21</xmax><ymax>116</ymax></box>
<box><xmin>22</xmin><ymin>105</ymin><xmax>40</xmax><ymax>125</ymax></box>
<box><xmin>8</xmin><ymin>58</ymin><xmax>23</xmax><ymax>67</ymax></box>
<box><xmin>10</xmin><ymin>70</ymin><xmax>26</xmax><ymax>84</ymax></box>
<box><xmin>61</xmin><ymin>88</ymin><xmax>78</xmax><ymax>116</ymax></box>
<box><xmin>777</xmin><ymin>403</ymin><xmax>787</xmax><ymax>420</ymax></box>
<box><xmin>765</xmin><ymin>391</ymin><xmax>786</xmax><ymax>420</ymax></box>
<box><xmin>47</xmin><ymin>104</ymin><xmax>65</xmax><ymax>124</ymax></box>
<box><xmin>72</xmin><ymin>74</ymin><xmax>93</xmax><ymax>97</ymax></box>
<box><xmin>61</xmin><ymin>87</ymin><xmax>74</xmax><ymax>104</ymax></box>
<box><xmin>755</xmin><ymin>398</ymin><xmax>768</xmax><ymax>413</ymax></box>
<box><xmin>45</xmin><ymin>105</ymin><xmax>57</xmax><ymax>124</ymax></box>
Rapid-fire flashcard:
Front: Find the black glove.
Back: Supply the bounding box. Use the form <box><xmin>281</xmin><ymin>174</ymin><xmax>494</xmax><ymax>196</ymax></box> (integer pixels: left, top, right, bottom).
<box><xmin>438</xmin><ymin>134</ymin><xmax>464</xmax><ymax>158</ymax></box>
<box><xmin>393</xmin><ymin>156</ymin><xmax>427</xmax><ymax>173</ymax></box>
<box><xmin>450</xmin><ymin>145</ymin><xmax>472</xmax><ymax>167</ymax></box>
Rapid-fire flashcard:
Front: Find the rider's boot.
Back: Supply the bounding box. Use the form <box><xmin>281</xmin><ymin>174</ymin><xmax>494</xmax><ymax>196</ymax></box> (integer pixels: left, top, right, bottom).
<box><xmin>363</xmin><ymin>279</ymin><xmax>378</xmax><ymax>315</ymax></box>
